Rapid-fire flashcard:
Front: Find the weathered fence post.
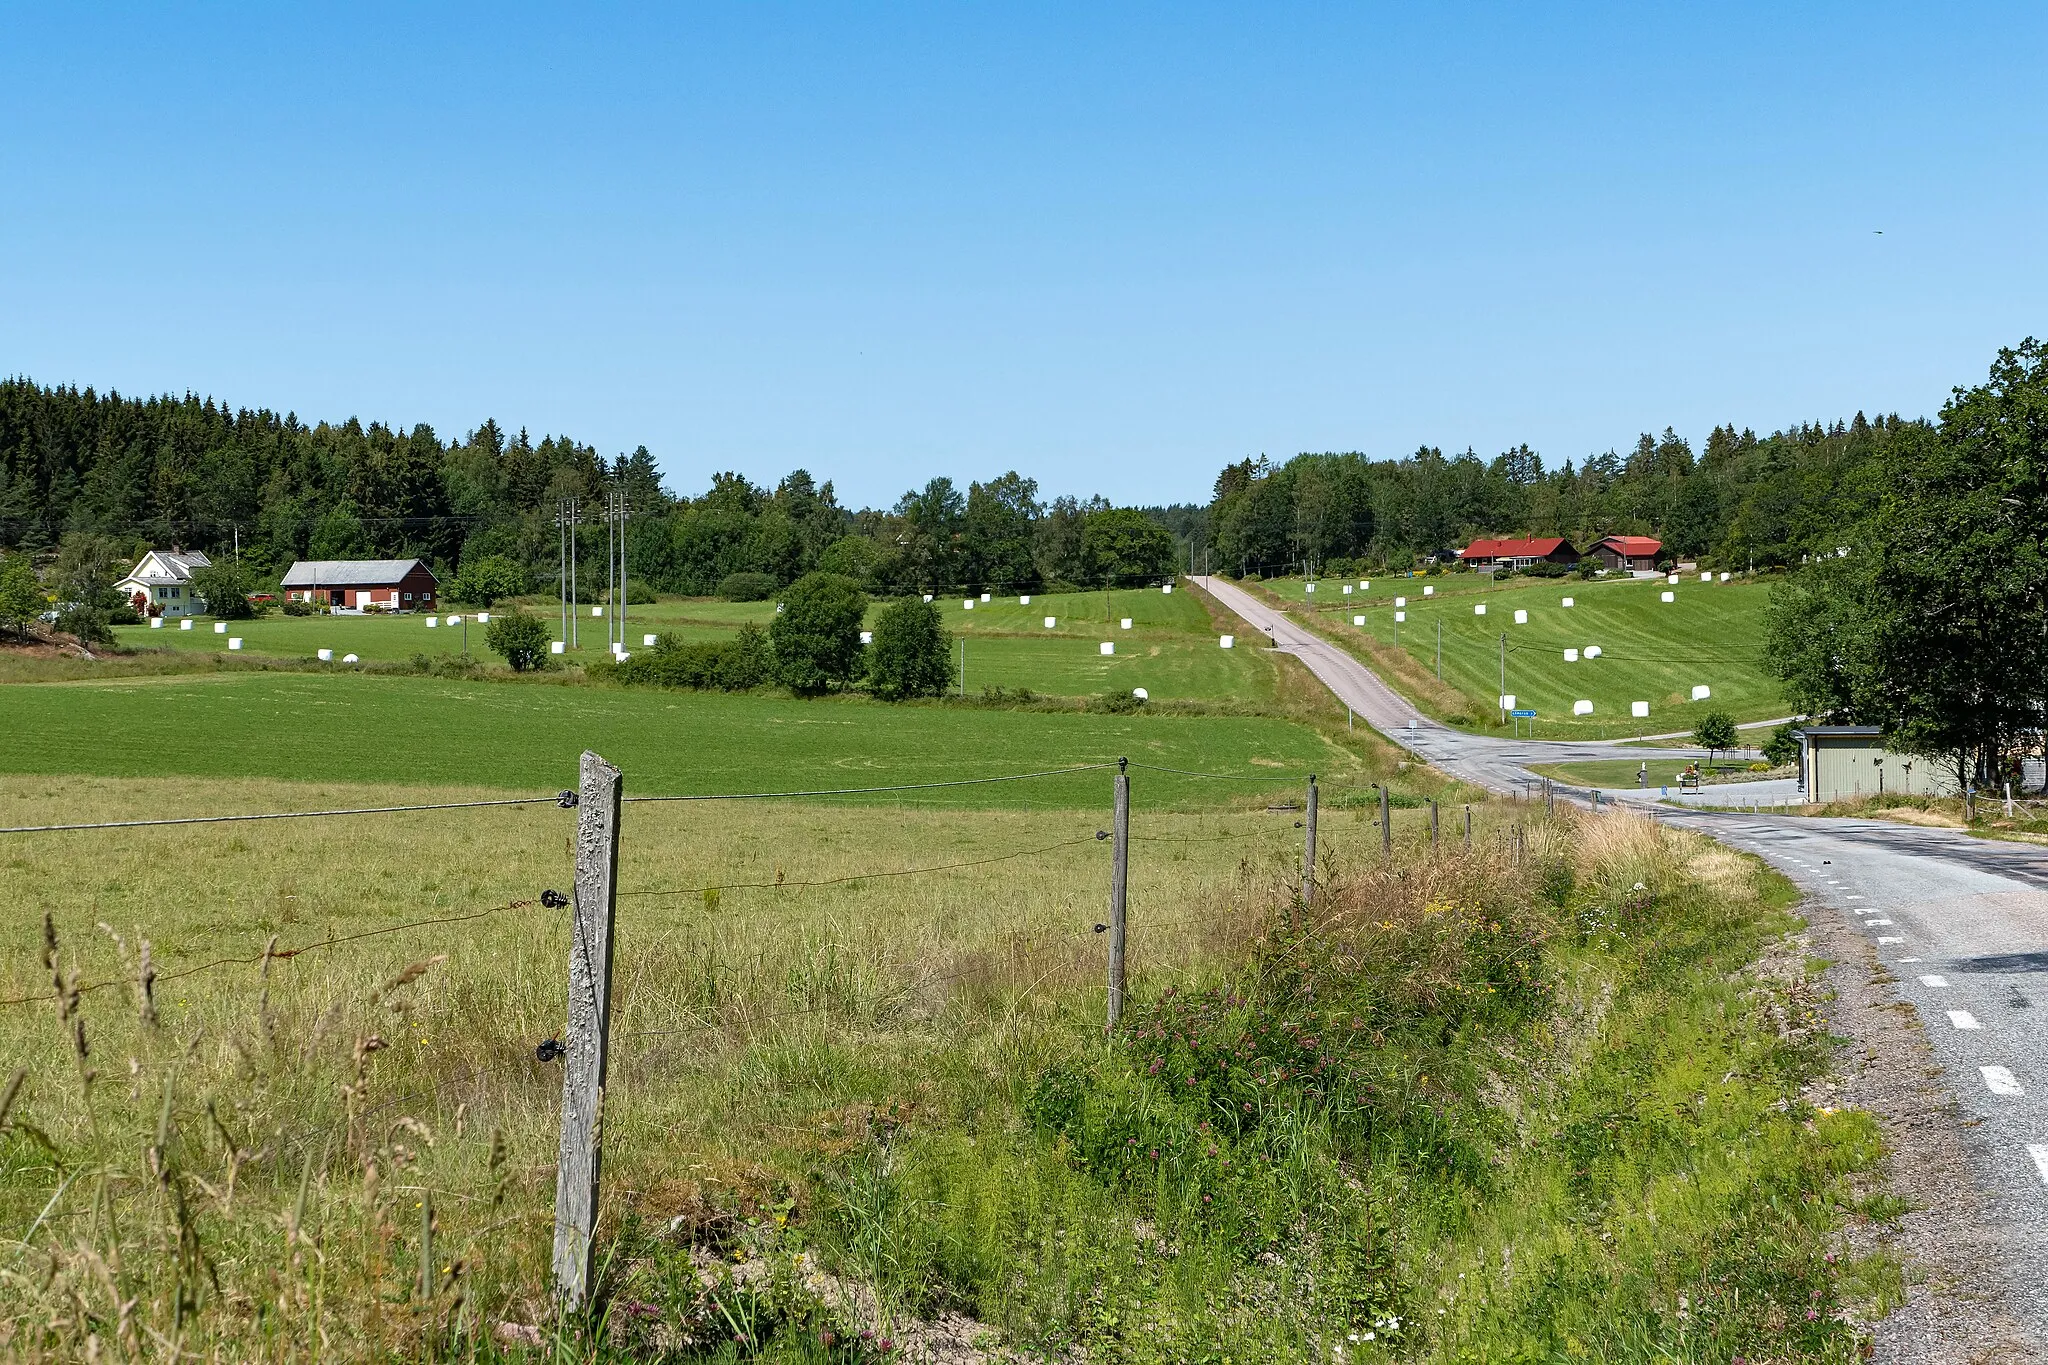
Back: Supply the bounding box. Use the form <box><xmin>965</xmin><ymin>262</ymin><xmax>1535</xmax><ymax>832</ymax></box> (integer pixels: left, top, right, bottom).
<box><xmin>1106</xmin><ymin>757</ymin><xmax>1130</xmax><ymax>1032</ymax></box>
<box><xmin>1379</xmin><ymin>783</ymin><xmax>1391</xmax><ymax>860</ymax></box>
<box><xmin>1542</xmin><ymin>777</ymin><xmax>1553</xmax><ymax>813</ymax></box>
<box><xmin>1429</xmin><ymin>799</ymin><xmax>1439</xmax><ymax>849</ymax></box>
<box><xmin>1463</xmin><ymin>804</ymin><xmax>1472</xmax><ymax>847</ymax></box>
<box><xmin>1301</xmin><ymin>775</ymin><xmax>1318</xmax><ymax>904</ymax></box>
<box><xmin>553</xmin><ymin>750</ymin><xmax>623</xmax><ymax>1312</ymax></box>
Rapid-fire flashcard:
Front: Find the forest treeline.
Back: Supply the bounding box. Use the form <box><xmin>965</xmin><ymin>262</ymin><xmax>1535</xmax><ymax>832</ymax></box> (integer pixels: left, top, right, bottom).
<box><xmin>1203</xmin><ymin>416</ymin><xmax>1920</xmax><ymax>576</ymax></box>
<box><xmin>0</xmin><ymin>373</ymin><xmax>1916</xmax><ymax>594</ymax></box>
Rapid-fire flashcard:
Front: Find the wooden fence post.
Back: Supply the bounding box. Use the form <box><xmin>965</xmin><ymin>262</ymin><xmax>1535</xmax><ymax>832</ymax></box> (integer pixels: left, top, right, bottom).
<box><xmin>1463</xmin><ymin>804</ymin><xmax>1472</xmax><ymax>847</ymax></box>
<box><xmin>552</xmin><ymin>750</ymin><xmax>623</xmax><ymax>1312</ymax></box>
<box><xmin>1429</xmin><ymin>799</ymin><xmax>1439</xmax><ymax>849</ymax></box>
<box><xmin>1301</xmin><ymin>775</ymin><xmax>1318</xmax><ymax>904</ymax></box>
<box><xmin>1106</xmin><ymin>758</ymin><xmax>1130</xmax><ymax>1032</ymax></box>
<box><xmin>1379</xmin><ymin>783</ymin><xmax>1391</xmax><ymax>860</ymax></box>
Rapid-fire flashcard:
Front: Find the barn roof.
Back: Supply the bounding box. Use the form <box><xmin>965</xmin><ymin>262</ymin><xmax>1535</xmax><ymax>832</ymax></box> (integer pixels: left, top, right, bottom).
<box><xmin>280</xmin><ymin>559</ymin><xmax>437</xmax><ymax>587</ymax></box>
<box><xmin>1457</xmin><ymin>537</ymin><xmax>1574</xmax><ymax>560</ymax></box>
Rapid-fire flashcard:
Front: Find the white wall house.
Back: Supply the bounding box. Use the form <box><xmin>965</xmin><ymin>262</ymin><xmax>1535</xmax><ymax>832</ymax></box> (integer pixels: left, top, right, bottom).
<box><xmin>115</xmin><ymin>550</ymin><xmax>212</xmax><ymax>617</ymax></box>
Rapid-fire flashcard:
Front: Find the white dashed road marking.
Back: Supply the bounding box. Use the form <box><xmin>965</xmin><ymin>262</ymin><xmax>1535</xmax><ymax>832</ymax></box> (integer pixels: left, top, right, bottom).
<box><xmin>1983</xmin><ymin>1066</ymin><xmax>2024</xmax><ymax>1096</ymax></box>
<box><xmin>1869</xmin><ymin>919</ymin><xmax>1894</xmax><ymax>925</ymax></box>
<box><xmin>1878</xmin><ymin>937</ymin><xmax>1904</xmax><ymax>944</ymax></box>
<box><xmin>1919</xmin><ymin>975</ymin><xmax>1951</xmax><ymax>988</ymax></box>
<box><xmin>1949</xmin><ymin>1010</ymin><xmax>1984</xmax><ymax>1030</ymax></box>
<box><xmin>2028</xmin><ymin>1145</ymin><xmax>2048</xmax><ymax>1186</ymax></box>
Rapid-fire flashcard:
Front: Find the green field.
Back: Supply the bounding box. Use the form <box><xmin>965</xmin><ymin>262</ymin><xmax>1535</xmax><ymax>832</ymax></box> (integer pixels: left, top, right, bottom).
<box><xmin>108</xmin><ymin>584</ymin><xmax>1270</xmax><ymax>704</ymax></box>
<box><xmin>1259</xmin><ymin>571</ymin><xmax>1787</xmax><ymax>738</ymax></box>
<box><xmin>0</xmin><ymin>672</ymin><xmax>1356</xmax><ymax>807</ymax></box>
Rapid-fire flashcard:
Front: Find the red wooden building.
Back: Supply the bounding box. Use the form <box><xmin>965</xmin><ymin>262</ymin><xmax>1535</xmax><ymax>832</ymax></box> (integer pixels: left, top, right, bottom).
<box><xmin>280</xmin><ymin>559</ymin><xmax>440</xmax><ymax>611</ymax></box>
<box><xmin>1587</xmin><ymin>535</ymin><xmax>1662</xmax><ymax>572</ymax></box>
<box><xmin>1455</xmin><ymin>537</ymin><xmax>1579</xmax><ymax>570</ymax></box>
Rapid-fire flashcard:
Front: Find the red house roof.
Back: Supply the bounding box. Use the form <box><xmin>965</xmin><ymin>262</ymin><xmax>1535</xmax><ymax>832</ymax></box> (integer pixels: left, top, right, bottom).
<box><xmin>1458</xmin><ymin>537</ymin><xmax>1572</xmax><ymax>561</ymax></box>
<box><xmin>1592</xmin><ymin>535</ymin><xmax>1662</xmax><ymax>556</ymax></box>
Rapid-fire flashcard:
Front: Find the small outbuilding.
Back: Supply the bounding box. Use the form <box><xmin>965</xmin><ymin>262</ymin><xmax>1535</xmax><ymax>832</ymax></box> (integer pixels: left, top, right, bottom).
<box><xmin>116</xmin><ymin>549</ymin><xmax>212</xmax><ymax>617</ymax></box>
<box><xmin>280</xmin><ymin>559</ymin><xmax>439</xmax><ymax>612</ymax></box>
<box><xmin>1456</xmin><ymin>537</ymin><xmax>1579</xmax><ymax>570</ymax></box>
<box><xmin>1795</xmin><ymin>726</ymin><xmax>1960</xmax><ymax>803</ymax></box>
<box><xmin>1588</xmin><ymin>535</ymin><xmax>1662</xmax><ymax>573</ymax></box>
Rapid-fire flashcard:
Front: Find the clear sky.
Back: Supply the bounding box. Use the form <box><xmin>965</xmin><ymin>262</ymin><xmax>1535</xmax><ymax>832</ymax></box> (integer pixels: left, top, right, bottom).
<box><xmin>3</xmin><ymin>4</ymin><xmax>2043</xmax><ymax>509</ymax></box>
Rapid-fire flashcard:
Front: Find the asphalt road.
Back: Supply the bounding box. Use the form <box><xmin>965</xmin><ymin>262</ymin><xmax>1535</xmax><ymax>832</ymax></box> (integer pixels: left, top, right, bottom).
<box><xmin>1196</xmin><ymin>574</ymin><xmax>2048</xmax><ymax>1353</ymax></box>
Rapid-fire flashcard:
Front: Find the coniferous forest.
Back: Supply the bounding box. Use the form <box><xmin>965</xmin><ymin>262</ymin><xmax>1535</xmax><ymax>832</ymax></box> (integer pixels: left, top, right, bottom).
<box><xmin>0</xmin><ymin>374</ymin><xmax>1917</xmax><ymax>593</ymax></box>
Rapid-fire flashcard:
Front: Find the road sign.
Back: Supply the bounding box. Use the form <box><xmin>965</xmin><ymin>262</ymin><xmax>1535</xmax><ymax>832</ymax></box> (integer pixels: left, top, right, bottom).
<box><xmin>1511</xmin><ymin>708</ymin><xmax>1536</xmax><ymax>718</ymax></box>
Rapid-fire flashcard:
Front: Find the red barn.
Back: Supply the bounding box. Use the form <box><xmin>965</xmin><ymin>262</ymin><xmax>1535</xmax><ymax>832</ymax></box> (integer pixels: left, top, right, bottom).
<box><xmin>1456</xmin><ymin>537</ymin><xmax>1578</xmax><ymax>570</ymax></box>
<box><xmin>1588</xmin><ymin>535</ymin><xmax>1662</xmax><ymax>572</ymax></box>
<box><xmin>280</xmin><ymin>559</ymin><xmax>439</xmax><ymax>612</ymax></box>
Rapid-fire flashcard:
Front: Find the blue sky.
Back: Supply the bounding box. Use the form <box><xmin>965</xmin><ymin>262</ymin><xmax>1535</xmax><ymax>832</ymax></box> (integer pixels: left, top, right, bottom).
<box><xmin>2</xmin><ymin>4</ymin><xmax>2043</xmax><ymax>508</ymax></box>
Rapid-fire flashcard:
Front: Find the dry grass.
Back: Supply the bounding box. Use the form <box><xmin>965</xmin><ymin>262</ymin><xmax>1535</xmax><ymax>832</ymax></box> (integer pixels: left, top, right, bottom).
<box><xmin>0</xmin><ymin>770</ymin><xmax>1519</xmax><ymax>1359</ymax></box>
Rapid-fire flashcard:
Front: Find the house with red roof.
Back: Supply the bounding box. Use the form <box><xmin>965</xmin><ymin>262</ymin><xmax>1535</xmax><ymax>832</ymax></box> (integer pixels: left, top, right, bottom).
<box><xmin>1456</xmin><ymin>537</ymin><xmax>1579</xmax><ymax>570</ymax></box>
<box><xmin>1587</xmin><ymin>535</ymin><xmax>1663</xmax><ymax>573</ymax></box>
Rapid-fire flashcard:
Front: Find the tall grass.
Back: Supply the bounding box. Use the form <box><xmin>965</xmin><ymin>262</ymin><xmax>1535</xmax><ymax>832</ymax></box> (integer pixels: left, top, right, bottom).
<box><xmin>0</xmin><ymin>780</ymin><xmax>1893</xmax><ymax>1360</ymax></box>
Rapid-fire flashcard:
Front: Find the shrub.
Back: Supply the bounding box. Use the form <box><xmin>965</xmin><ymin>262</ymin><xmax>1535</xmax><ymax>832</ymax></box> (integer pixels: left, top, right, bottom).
<box><xmin>1525</xmin><ymin>559</ymin><xmax>1570</xmax><ymax>578</ymax></box>
<box><xmin>0</xmin><ymin>553</ymin><xmax>41</xmax><ymax>640</ymax></box>
<box><xmin>281</xmin><ymin>597</ymin><xmax>315</xmax><ymax>616</ymax></box>
<box><xmin>190</xmin><ymin>563</ymin><xmax>260</xmax><ymax>620</ymax></box>
<box><xmin>769</xmin><ymin>572</ymin><xmax>867</xmax><ymax>694</ymax></box>
<box><xmin>447</xmin><ymin>554</ymin><xmax>529</xmax><ymax>606</ymax></box>
<box><xmin>614</xmin><ymin>622</ymin><xmax>773</xmax><ymax>692</ymax></box>
<box><xmin>1089</xmin><ymin>690</ymin><xmax>1147</xmax><ymax>714</ymax></box>
<box><xmin>1761</xmin><ymin>722</ymin><xmax>1800</xmax><ymax>767</ymax></box>
<box><xmin>718</xmin><ymin>571</ymin><xmax>778</xmax><ymax>602</ymax></box>
<box><xmin>1574</xmin><ymin>558</ymin><xmax>1602</xmax><ymax>578</ymax></box>
<box><xmin>482</xmin><ymin>609</ymin><xmax>551</xmax><ymax>671</ymax></box>
<box><xmin>866</xmin><ymin>597</ymin><xmax>950</xmax><ymax>700</ymax></box>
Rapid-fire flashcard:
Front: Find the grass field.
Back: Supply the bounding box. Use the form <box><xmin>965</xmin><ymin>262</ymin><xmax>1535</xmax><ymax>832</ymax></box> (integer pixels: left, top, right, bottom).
<box><xmin>0</xmin><ymin>775</ymin><xmax>1899</xmax><ymax>1360</ymax></box>
<box><xmin>107</xmin><ymin>585</ymin><xmax>1270</xmax><ymax>705</ymax></box>
<box><xmin>1255</xmin><ymin>571</ymin><xmax>1788</xmax><ymax>739</ymax></box>
<box><xmin>0</xmin><ymin>672</ymin><xmax>1359</xmax><ymax>806</ymax></box>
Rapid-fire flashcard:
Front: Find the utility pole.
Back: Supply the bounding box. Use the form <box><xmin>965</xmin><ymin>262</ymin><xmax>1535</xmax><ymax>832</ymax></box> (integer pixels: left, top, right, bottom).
<box><xmin>605</xmin><ymin>490</ymin><xmax>616</xmax><ymax>653</ymax></box>
<box><xmin>569</xmin><ymin>498</ymin><xmax>580</xmax><ymax>650</ymax></box>
<box><xmin>1436</xmin><ymin>618</ymin><xmax>1442</xmax><ymax>680</ymax></box>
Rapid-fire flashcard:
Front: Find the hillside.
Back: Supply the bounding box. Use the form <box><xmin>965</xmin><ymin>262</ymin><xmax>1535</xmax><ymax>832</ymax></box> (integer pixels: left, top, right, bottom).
<box><xmin>1249</xmin><ymin>570</ymin><xmax>1787</xmax><ymax>740</ymax></box>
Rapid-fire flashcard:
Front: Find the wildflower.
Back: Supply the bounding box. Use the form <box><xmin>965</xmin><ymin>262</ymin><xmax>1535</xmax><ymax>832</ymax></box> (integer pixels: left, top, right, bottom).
<box><xmin>1804</xmin><ymin>1308</ymin><xmax>1818</xmax><ymax>1321</ymax></box>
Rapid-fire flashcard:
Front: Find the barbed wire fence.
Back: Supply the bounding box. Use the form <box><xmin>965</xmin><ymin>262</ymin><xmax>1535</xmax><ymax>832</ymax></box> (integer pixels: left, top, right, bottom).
<box><xmin>2</xmin><ymin>751</ymin><xmax>1454</xmax><ymax>1319</ymax></box>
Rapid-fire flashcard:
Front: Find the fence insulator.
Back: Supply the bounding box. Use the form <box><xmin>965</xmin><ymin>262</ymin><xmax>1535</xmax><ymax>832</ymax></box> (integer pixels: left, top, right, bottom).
<box><xmin>557</xmin><ymin>790</ymin><xmax>580</xmax><ymax>809</ymax></box>
<box><xmin>1093</xmin><ymin>923</ymin><xmax>1109</xmax><ymax>934</ymax></box>
<box><xmin>541</xmin><ymin>889</ymin><xmax>569</xmax><ymax>909</ymax></box>
<box><xmin>536</xmin><ymin>1038</ymin><xmax>566</xmax><ymax>1062</ymax></box>
<box><xmin>1095</xmin><ymin>830</ymin><xmax>1110</xmax><ymax>840</ymax></box>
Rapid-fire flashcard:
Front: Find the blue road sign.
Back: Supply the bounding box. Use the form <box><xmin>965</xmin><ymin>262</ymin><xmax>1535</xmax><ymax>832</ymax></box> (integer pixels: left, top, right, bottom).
<box><xmin>1511</xmin><ymin>708</ymin><xmax>1537</xmax><ymax>718</ymax></box>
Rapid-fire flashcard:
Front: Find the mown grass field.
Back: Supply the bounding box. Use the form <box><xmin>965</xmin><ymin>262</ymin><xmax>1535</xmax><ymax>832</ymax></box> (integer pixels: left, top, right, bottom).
<box><xmin>1255</xmin><ymin>571</ymin><xmax>1787</xmax><ymax>739</ymax></box>
<box><xmin>0</xmin><ymin>672</ymin><xmax>1348</xmax><ymax>806</ymax></box>
<box><xmin>0</xmin><ymin>774</ymin><xmax>1900</xmax><ymax>1361</ymax></box>
<box><xmin>108</xmin><ymin>585</ymin><xmax>1268</xmax><ymax>705</ymax></box>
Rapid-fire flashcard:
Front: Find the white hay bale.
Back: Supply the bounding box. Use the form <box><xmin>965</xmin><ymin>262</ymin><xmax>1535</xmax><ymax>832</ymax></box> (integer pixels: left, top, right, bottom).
<box><xmin>1474</xmin><ymin>603</ymin><xmax>1486</xmax><ymax>615</ymax></box>
<box><xmin>1044</xmin><ymin>616</ymin><xmax>1057</xmax><ymax>628</ymax></box>
<box><xmin>1352</xmin><ymin>614</ymin><xmax>1365</xmax><ymax>625</ymax></box>
<box><xmin>1120</xmin><ymin>617</ymin><xmax>1132</xmax><ymax>629</ymax></box>
<box><xmin>1692</xmin><ymin>684</ymin><xmax>1711</xmax><ymax>700</ymax></box>
<box><xmin>1100</xmin><ymin>642</ymin><xmax>1114</xmax><ymax>655</ymax></box>
<box><xmin>1394</xmin><ymin>610</ymin><xmax>1405</xmax><ymax>622</ymax></box>
<box><xmin>1132</xmin><ymin>687</ymin><xmax>1148</xmax><ymax>700</ymax></box>
<box><xmin>1561</xmin><ymin>597</ymin><xmax>1574</xmax><ymax>607</ymax></box>
<box><xmin>1514</xmin><ymin>609</ymin><xmax>1528</xmax><ymax>624</ymax></box>
<box><xmin>1219</xmin><ymin>635</ymin><xmax>1234</xmax><ymax>648</ymax></box>
<box><xmin>1661</xmin><ymin>591</ymin><xmax>1675</xmax><ymax>603</ymax></box>
<box><xmin>1632</xmin><ymin>701</ymin><xmax>1650</xmax><ymax>717</ymax></box>
<box><xmin>1585</xmin><ymin>645</ymin><xmax>1602</xmax><ymax>658</ymax></box>
<box><xmin>1573</xmin><ymin>699</ymin><xmax>1593</xmax><ymax>715</ymax></box>
<box><xmin>551</xmin><ymin>641</ymin><xmax>565</xmax><ymax>654</ymax></box>
<box><xmin>859</xmin><ymin>631</ymin><xmax>872</xmax><ymax>644</ymax></box>
<box><xmin>317</xmin><ymin>648</ymin><xmax>333</xmax><ymax>661</ymax></box>
<box><xmin>213</xmin><ymin>621</ymin><xmax>226</xmax><ymax>633</ymax></box>
<box><xmin>1564</xmin><ymin>648</ymin><xmax>1579</xmax><ymax>662</ymax></box>
<box><xmin>227</xmin><ymin>637</ymin><xmax>242</xmax><ymax>650</ymax></box>
<box><xmin>644</xmin><ymin>633</ymin><xmax>657</xmax><ymax>646</ymax></box>
<box><xmin>342</xmin><ymin>653</ymin><xmax>358</xmax><ymax>663</ymax></box>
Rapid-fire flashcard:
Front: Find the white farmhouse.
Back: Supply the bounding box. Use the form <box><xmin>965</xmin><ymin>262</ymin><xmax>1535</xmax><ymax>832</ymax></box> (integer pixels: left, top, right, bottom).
<box><xmin>115</xmin><ymin>549</ymin><xmax>212</xmax><ymax>618</ymax></box>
